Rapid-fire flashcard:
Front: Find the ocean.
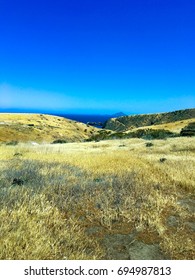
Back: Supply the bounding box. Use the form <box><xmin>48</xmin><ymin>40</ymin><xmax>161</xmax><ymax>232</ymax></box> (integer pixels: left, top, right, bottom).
<box><xmin>51</xmin><ymin>111</ymin><xmax>129</xmax><ymax>127</ymax></box>
<box><xmin>50</xmin><ymin>113</ymin><xmax>112</xmax><ymax>127</ymax></box>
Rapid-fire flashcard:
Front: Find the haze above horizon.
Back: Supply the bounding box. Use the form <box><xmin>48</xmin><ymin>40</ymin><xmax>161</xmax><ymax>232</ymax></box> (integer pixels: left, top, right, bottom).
<box><xmin>0</xmin><ymin>0</ymin><xmax>194</xmax><ymax>115</ymax></box>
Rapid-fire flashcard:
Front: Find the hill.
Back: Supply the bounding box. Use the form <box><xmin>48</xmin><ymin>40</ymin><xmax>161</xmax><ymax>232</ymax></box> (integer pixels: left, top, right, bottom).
<box><xmin>129</xmin><ymin>118</ymin><xmax>195</xmax><ymax>134</ymax></box>
<box><xmin>104</xmin><ymin>108</ymin><xmax>195</xmax><ymax>132</ymax></box>
<box><xmin>111</xmin><ymin>112</ymin><xmax>126</xmax><ymax>118</ymax></box>
<box><xmin>0</xmin><ymin>113</ymin><xmax>99</xmax><ymax>143</ymax></box>
<box><xmin>0</xmin><ymin>113</ymin><xmax>194</xmax><ymax>260</ymax></box>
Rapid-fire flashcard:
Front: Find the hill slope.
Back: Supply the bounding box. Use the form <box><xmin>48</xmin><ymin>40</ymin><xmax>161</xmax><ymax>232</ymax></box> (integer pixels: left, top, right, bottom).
<box><xmin>128</xmin><ymin>118</ymin><xmax>195</xmax><ymax>134</ymax></box>
<box><xmin>104</xmin><ymin>108</ymin><xmax>195</xmax><ymax>132</ymax></box>
<box><xmin>0</xmin><ymin>113</ymin><xmax>99</xmax><ymax>143</ymax></box>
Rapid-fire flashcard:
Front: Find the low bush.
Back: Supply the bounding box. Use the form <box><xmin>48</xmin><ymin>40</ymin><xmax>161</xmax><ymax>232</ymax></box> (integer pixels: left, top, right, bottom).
<box><xmin>6</xmin><ymin>141</ymin><xmax>18</xmax><ymax>146</ymax></box>
<box><xmin>145</xmin><ymin>142</ymin><xmax>154</xmax><ymax>147</ymax></box>
<box><xmin>87</xmin><ymin>129</ymin><xmax>178</xmax><ymax>141</ymax></box>
<box><xmin>52</xmin><ymin>139</ymin><xmax>67</xmax><ymax>144</ymax></box>
<box><xmin>128</xmin><ymin>129</ymin><xmax>177</xmax><ymax>140</ymax></box>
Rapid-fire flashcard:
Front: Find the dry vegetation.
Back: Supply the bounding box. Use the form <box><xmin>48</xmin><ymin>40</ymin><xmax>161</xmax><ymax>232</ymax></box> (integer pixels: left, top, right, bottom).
<box><xmin>0</xmin><ymin>136</ymin><xmax>194</xmax><ymax>260</ymax></box>
<box><xmin>104</xmin><ymin>108</ymin><xmax>195</xmax><ymax>131</ymax></box>
<box><xmin>128</xmin><ymin>118</ymin><xmax>195</xmax><ymax>134</ymax></box>
<box><xmin>0</xmin><ymin>113</ymin><xmax>98</xmax><ymax>143</ymax></box>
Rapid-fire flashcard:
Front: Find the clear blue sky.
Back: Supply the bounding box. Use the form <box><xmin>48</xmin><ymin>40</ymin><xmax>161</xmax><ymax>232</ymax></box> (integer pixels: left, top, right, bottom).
<box><xmin>0</xmin><ymin>0</ymin><xmax>194</xmax><ymax>114</ymax></box>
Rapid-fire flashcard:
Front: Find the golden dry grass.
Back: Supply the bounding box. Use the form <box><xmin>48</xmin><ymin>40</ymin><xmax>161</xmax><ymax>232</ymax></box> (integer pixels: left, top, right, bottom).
<box><xmin>0</xmin><ymin>113</ymin><xmax>99</xmax><ymax>143</ymax></box>
<box><xmin>0</xmin><ymin>136</ymin><xmax>194</xmax><ymax>260</ymax></box>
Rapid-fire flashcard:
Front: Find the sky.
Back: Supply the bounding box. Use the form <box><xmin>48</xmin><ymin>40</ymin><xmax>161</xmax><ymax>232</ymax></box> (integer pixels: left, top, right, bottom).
<box><xmin>0</xmin><ymin>0</ymin><xmax>194</xmax><ymax>114</ymax></box>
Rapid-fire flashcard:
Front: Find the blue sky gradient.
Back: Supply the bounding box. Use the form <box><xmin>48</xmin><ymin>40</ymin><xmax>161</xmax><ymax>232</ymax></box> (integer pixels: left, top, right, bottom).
<box><xmin>0</xmin><ymin>0</ymin><xmax>194</xmax><ymax>114</ymax></box>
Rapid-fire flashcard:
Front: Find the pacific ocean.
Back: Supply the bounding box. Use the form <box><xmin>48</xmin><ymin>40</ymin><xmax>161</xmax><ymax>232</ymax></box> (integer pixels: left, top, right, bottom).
<box><xmin>50</xmin><ymin>113</ymin><xmax>112</xmax><ymax>127</ymax></box>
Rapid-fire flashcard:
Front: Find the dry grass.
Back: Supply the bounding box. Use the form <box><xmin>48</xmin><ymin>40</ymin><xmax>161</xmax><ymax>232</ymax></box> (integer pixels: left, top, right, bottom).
<box><xmin>0</xmin><ymin>113</ymin><xmax>99</xmax><ymax>143</ymax></box>
<box><xmin>127</xmin><ymin>118</ymin><xmax>195</xmax><ymax>133</ymax></box>
<box><xmin>0</xmin><ymin>137</ymin><xmax>194</xmax><ymax>259</ymax></box>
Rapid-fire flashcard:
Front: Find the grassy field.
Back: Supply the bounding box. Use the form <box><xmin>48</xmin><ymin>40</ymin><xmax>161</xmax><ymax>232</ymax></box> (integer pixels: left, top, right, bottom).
<box><xmin>0</xmin><ymin>137</ymin><xmax>194</xmax><ymax>260</ymax></box>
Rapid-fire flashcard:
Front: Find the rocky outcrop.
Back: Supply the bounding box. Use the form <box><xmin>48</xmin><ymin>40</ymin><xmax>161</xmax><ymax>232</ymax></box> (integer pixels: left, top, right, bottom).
<box><xmin>104</xmin><ymin>108</ymin><xmax>195</xmax><ymax>132</ymax></box>
<box><xmin>102</xmin><ymin>233</ymin><xmax>168</xmax><ymax>260</ymax></box>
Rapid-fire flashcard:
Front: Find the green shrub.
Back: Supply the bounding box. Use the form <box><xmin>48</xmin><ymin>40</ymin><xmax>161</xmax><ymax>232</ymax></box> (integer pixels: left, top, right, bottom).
<box><xmin>128</xmin><ymin>129</ymin><xmax>176</xmax><ymax>140</ymax></box>
<box><xmin>108</xmin><ymin>132</ymin><xmax>127</xmax><ymax>139</ymax></box>
<box><xmin>52</xmin><ymin>139</ymin><xmax>67</xmax><ymax>144</ymax></box>
<box><xmin>145</xmin><ymin>142</ymin><xmax>154</xmax><ymax>147</ymax></box>
<box><xmin>6</xmin><ymin>141</ymin><xmax>18</xmax><ymax>146</ymax></box>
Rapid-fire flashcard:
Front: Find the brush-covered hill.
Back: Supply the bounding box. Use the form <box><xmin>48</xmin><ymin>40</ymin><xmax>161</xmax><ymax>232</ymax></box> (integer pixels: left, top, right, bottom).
<box><xmin>104</xmin><ymin>108</ymin><xmax>195</xmax><ymax>132</ymax></box>
<box><xmin>0</xmin><ymin>113</ymin><xmax>99</xmax><ymax>144</ymax></box>
<box><xmin>128</xmin><ymin>118</ymin><xmax>195</xmax><ymax>134</ymax></box>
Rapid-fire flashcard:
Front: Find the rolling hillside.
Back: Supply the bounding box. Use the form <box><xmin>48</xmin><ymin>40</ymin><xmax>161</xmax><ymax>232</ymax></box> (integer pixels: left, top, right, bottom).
<box><xmin>104</xmin><ymin>108</ymin><xmax>195</xmax><ymax>132</ymax></box>
<box><xmin>0</xmin><ymin>112</ymin><xmax>194</xmax><ymax>260</ymax></box>
<box><xmin>0</xmin><ymin>113</ymin><xmax>99</xmax><ymax>143</ymax></box>
<box><xmin>128</xmin><ymin>118</ymin><xmax>195</xmax><ymax>134</ymax></box>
